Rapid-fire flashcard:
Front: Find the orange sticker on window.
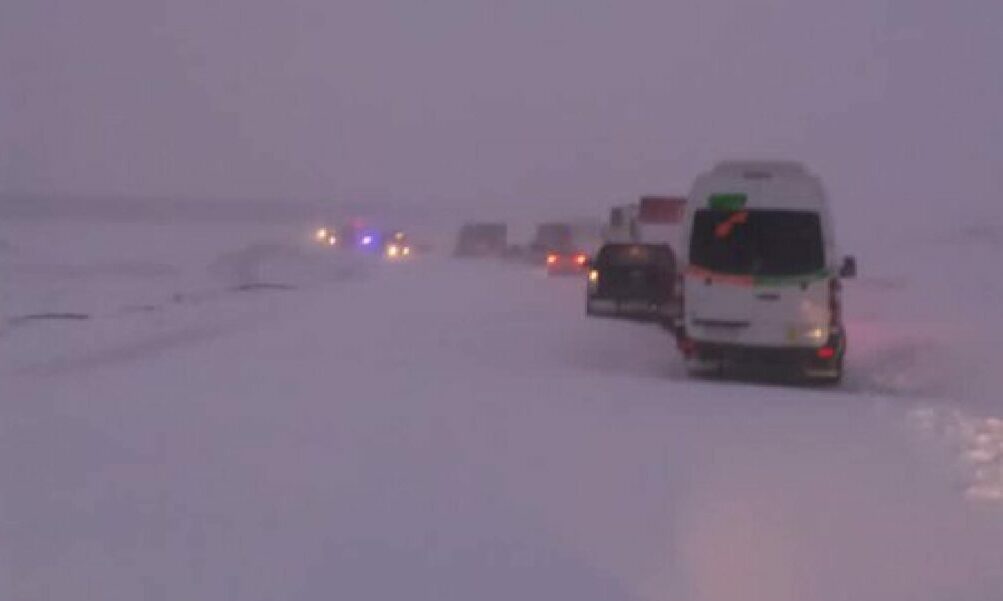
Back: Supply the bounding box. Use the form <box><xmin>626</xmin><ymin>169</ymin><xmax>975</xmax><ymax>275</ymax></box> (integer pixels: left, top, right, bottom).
<box><xmin>714</xmin><ymin>211</ymin><xmax>748</xmax><ymax>239</ymax></box>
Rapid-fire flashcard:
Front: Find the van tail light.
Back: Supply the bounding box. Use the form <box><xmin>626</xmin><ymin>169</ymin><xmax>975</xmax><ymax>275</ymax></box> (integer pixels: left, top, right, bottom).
<box><xmin>817</xmin><ymin>346</ymin><xmax>836</xmax><ymax>360</ymax></box>
<box><xmin>677</xmin><ymin>334</ymin><xmax>696</xmax><ymax>358</ymax></box>
<box><xmin>674</xmin><ymin>273</ymin><xmax>686</xmax><ymax>309</ymax></box>
<box><xmin>829</xmin><ymin>277</ymin><xmax>842</xmax><ymax>327</ymax></box>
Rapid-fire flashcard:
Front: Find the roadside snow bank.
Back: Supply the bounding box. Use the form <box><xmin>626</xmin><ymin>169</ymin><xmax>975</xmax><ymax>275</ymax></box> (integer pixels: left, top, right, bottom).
<box><xmin>910</xmin><ymin>406</ymin><xmax>1003</xmax><ymax>502</ymax></box>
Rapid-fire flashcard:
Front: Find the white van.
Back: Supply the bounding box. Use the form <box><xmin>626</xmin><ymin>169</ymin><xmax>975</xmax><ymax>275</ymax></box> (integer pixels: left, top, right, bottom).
<box><xmin>678</xmin><ymin>161</ymin><xmax>855</xmax><ymax>382</ymax></box>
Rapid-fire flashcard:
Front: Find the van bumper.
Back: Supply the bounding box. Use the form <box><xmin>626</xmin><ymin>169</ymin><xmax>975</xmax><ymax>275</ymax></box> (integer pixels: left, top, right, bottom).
<box><xmin>683</xmin><ymin>334</ymin><xmax>845</xmax><ymax>379</ymax></box>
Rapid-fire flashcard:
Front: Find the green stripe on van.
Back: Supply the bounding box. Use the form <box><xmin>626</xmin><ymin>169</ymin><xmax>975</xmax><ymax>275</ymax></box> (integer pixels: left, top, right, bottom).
<box><xmin>708</xmin><ymin>193</ymin><xmax>747</xmax><ymax>210</ymax></box>
<box><xmin>753</xmin><ymin>268</ymin><xmax>831</xmax><ymax>287</ymax></box>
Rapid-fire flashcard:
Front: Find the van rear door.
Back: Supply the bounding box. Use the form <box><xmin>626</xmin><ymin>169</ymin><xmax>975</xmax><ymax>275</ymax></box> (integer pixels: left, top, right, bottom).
<box><xmin>686</xmin><ymin>208</ymin><xmax>830</xmax><ymax>347</ymax></box>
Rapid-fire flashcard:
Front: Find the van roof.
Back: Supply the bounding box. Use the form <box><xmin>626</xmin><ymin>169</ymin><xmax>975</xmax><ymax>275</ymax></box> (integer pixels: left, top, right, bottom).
<box><xmin>691</xmin><ymin>160</ymin><xmax>828</xmax><ymax>211</ymax></box>
<box><xmin>710</xmin><ymin>160</ymin><xmax>810</xmax><ymax>178</ymax></box>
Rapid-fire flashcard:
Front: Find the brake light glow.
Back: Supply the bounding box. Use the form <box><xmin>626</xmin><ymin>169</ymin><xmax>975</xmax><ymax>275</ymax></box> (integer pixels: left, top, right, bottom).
<box><xmin>817</xmin><ymin>346</ymin><xmax>836</xmax><ymax>360</ymax></box>
<box><xmin>678</xmin><ymin>335</ymin><xmax>696</xmax><ymax>358</ymax></box>
<box><xmin>575</xmin><ymin>254</ymin><xmax>588</xmax><ymax>266</ymax></box>
<box><xmin>546</xmin><ymin>255</ymin><xmax>558</xmax><ymax>265</ymax></box>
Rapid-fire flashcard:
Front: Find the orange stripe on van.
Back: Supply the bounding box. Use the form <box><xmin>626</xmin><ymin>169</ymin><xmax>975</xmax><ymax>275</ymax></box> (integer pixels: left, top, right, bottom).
<box><xmin>685</xmin><ymin>265</ymin><xmax>755</xmax><ymax>287</ymax></box>
<box><xmin>685</xmin><ymin>265</ymin><xmax>832</xmax><ymax>287</ymax></box>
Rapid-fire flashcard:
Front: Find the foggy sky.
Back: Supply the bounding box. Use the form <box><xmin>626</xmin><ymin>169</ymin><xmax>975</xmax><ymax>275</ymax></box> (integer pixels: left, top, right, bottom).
<box><xmin>2</xmin><ymin>0</ymin><xmax>1001</xmax><ymax>229</ymax></box>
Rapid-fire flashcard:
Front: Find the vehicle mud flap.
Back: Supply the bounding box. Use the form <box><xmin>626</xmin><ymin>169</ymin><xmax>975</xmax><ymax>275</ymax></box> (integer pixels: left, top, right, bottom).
<box><xmin>660</xmin><ymin>317</ymin><xmax>684</xmax><ymax>338</ymax></box>
<box><xmin>806</xmin><ymin>356</ymin><xmax>844</xmax><ymax>386</ymax></box>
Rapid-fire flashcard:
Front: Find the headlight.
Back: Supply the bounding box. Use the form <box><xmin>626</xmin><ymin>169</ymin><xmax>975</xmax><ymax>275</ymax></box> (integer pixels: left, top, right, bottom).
<box><xmin>402</xmin><ymin>246</ymin><xmax>411</xmax><ymax>256</ymax></box>
<box><xmin>315</xmin><ymin>228</ymin><xmax>328</xmax><ymax>241</ymax></box>
<box><xmin>588</xmin><ymin>270</ymin><xmax>599</xmax><ymax>283</ymax></box>
<box><xmin>386</xmin><ymin>244</ymin><xmax>400</xmax><ymax>257</ymax></box>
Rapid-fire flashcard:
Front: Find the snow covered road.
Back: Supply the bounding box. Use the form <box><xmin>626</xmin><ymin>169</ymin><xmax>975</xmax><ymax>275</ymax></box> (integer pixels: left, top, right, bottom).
<box><xmin>2</xmin><ymin>220</ymin><xmax>1002</xmax><ymax>600</ymax></box>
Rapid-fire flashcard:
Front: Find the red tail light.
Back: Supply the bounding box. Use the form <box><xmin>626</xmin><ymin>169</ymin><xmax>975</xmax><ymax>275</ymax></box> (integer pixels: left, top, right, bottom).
<box><xmin>678</xmin><ymin>335</ymin><xmax>696</xmax><ymax>358</ymax></box>
<box><xmin>546</xmin><ymin>254</ymin><xmax>558</xmax><ymax>265</ymax></box>
<box><xmin>575</xmin><ymin>254</ymin><xmax>587</xmax><ymax>265</ymax></box>
<box><xmin>817</xmin><ymin>346</ymin><xmax>836</xmax><ymax>360</ymax></box>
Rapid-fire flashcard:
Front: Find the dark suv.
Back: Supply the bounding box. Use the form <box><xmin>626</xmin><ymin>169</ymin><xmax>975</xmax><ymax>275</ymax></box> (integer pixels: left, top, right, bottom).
<box><xmin>586</xmin><ymin>243</ymin><xmax>680</xmax><ymax>323</ymax></box>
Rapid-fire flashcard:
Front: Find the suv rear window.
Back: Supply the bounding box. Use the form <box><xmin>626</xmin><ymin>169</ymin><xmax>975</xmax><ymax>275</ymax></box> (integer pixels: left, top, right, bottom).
<box><xmin>689</xmin><ymin>209</ymin><xmax>823</xmax><ymax>276</ymax></box>
<box><xmin>597</xmin><ymin>244</ymin><xmax>675</xmax><ymax>268</ymax></box>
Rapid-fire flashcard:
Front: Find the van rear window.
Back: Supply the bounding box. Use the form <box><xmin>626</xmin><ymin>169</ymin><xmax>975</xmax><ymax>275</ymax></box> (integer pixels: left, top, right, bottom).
<box><xmin>689</xmin><ymin>209</ymin><xmax>823</xmax><ymax>276</ymax></box>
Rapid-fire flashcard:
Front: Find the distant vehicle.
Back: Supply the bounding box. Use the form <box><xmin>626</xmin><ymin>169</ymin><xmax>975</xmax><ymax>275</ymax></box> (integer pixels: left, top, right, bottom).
<box><xmin>603</xmin><ymin>204</ymin><xmax>639</xmax><ymax>243</ymax></box>
<box><xmin>601</xmin><ymin>196</ymin><xmax>686</xmax><ymax>250</ymax></box>
<box><xmin>636</xmin><ymin>195</ymin><xmax>687</xmax><ymax>248</ymax></box>
<box><xmin>313</xmin><ymin>223</ymin><xmax>413</xmax><ymax>259</ymax></box>
<box><xmin>313</xmin><ymin>222</ymin><xmax>383</xmax><ymax>251</ymax></box>
<box><xmin>382</xmin><ymin>230</ymin><xmax>414</xmax><ymax>261</ymax></box>
<box><xmin>530</xmin><ymin>222</ymin><xmax>575</xmax><ymax>255</ymax></box>
<box><xmin>676</xmin><ymin>161</ymin><xmax>856</xmax><ymax>383</ymax></box>
<box><xmin>586</xmin><ymin>243</ymin><xmax>679</xmax><ymax>322</ymax></box>
<box><xmin>314</xmin><ymin>225</ymin><xmax>340</xmax><ymax>247</ymax></box>
<box><xmin>545</xmin><ymin>249</ymin><xmax>590</xmax><ymax>276</ymax></box>
<box><xmin>528</xmin><ymin>221</ymin><xmax>603</xmax><ymax>274</ymax></box>
<box><xmin>454</xmin><ymin>223</ymin><xmax>507</xmax><ymax>257</ymax></box>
